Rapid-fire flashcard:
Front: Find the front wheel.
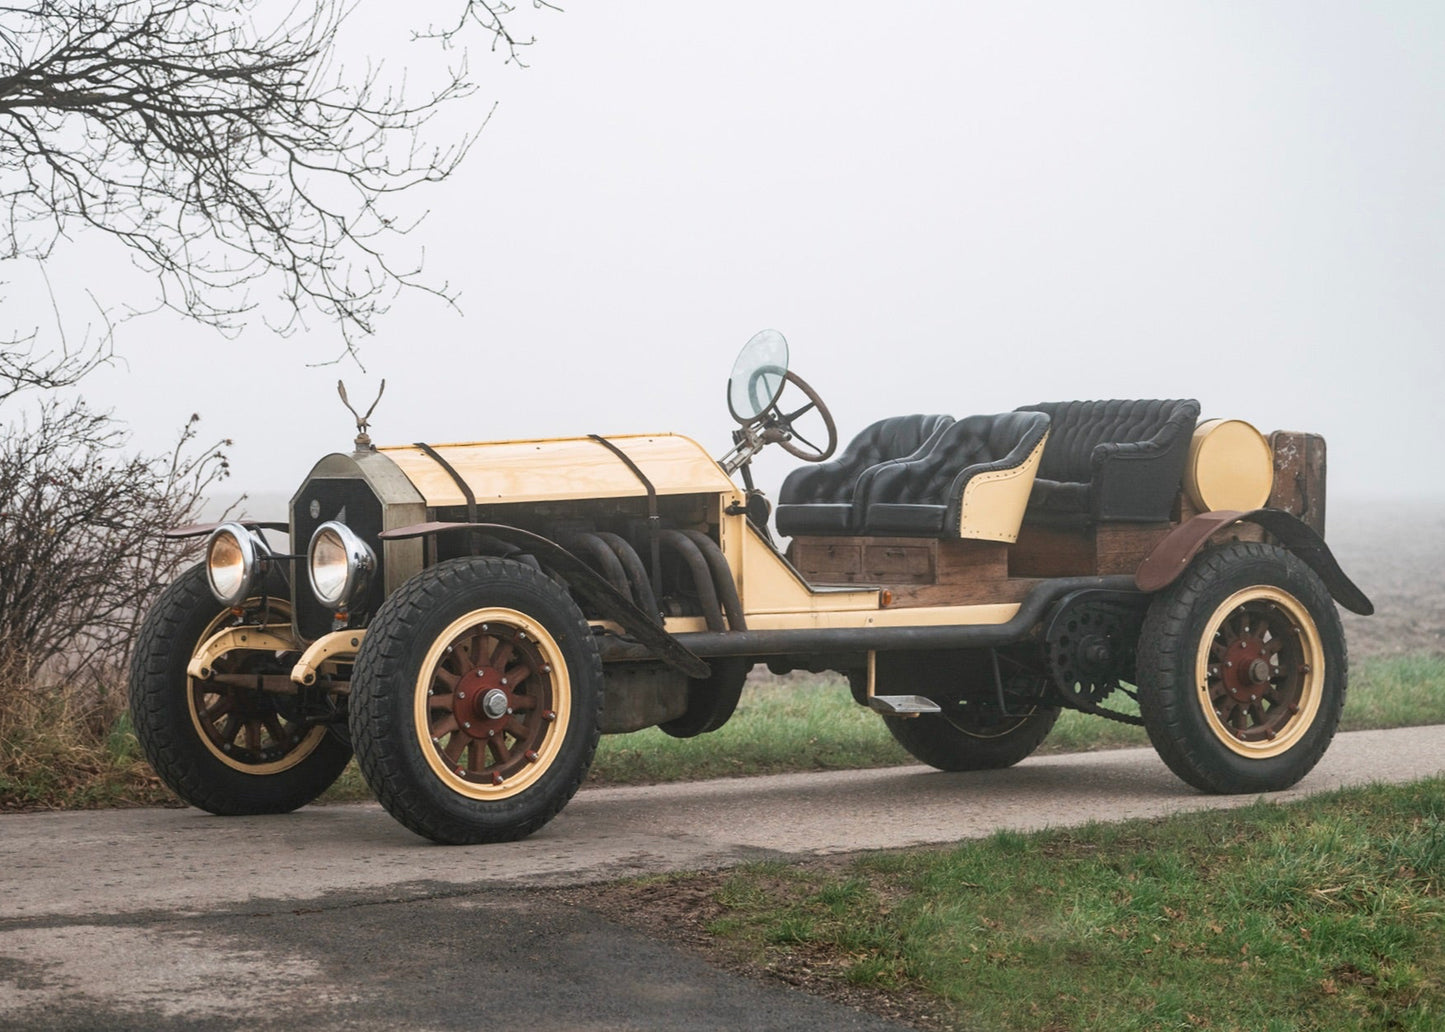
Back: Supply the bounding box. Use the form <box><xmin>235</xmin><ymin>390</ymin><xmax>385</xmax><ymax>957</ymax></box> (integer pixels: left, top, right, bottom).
<box><xmin>128</xmin><ymin>564</ymin><xmax>353</xmax><ymax>815</ymax></box>
<box><xmin>348</xmin><ymin>557</ymin><xmax>604</xmax><ymax>845</ymax></box>
<box><xmin>1136</xmin><ymin>541</ymin><xmax>1346</xmax><ymax>794</ymax></box>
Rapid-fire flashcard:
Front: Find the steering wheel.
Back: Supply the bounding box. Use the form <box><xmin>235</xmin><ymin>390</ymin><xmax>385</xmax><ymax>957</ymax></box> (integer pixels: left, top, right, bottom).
<box><xmin>759</xmin><ymin>370</ymin><xmax>837</xmax><ymax>462</ymax></box>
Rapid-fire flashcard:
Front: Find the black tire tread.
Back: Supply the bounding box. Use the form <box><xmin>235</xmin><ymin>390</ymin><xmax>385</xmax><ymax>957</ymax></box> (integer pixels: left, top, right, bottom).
<box><xmin>884</xmin><ymin>706</ymin><xmax>1060</xmax><ymax>771</ymax></box>
<box><xmin>348</xmin><ymin>557</ymin><xmax>604</xmax><ymax>845</ymax></box>
<box><xmin>1135</xmin><ymin>541</ymin><xmax>1346</xmax><ymax>794</ymax></box>
<box><xmin>128</xmin><ymin>564</ymin><xmax>352</xmax><ymax>815</ymax></box>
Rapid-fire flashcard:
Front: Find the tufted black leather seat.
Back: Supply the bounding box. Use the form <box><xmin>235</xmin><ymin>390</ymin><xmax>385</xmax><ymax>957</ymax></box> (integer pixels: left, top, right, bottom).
<box><xmin>775</xmin><ymin>414</ymin><xmax>954</xmax><ymax>536</ymax></box>
<box><xmin>1015</xmin><ymin>398</ymin><xmax>1201</xmax><ymax>526</ymax></box>
<box><xmin>862</xmin><ymin>411</ymin><xmax>1051</xmax><ymax>537</ymax></box>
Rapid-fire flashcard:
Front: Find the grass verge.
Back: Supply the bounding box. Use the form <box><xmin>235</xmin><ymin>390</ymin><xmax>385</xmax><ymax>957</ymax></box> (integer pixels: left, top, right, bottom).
<box><xmin>5</xmin><ymin>653</ymin><xmax>1444</xmax><ymax>809</ymax></box>
<box><xmin>588</xmin><ymin>777</ymin><xmax>1445</xmax><ymax>1032</ymax></box>
<box><xmin>585</xmin><ymin>653</ymin><xmax>1445</xmax><ymax>787</ymax></box>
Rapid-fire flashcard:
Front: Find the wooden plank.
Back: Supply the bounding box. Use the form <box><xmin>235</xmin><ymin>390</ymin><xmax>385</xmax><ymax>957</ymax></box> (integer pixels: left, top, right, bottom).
<box><xmin>1268</xmin><ymin>430</ymin><xmax>1327</xmax><ymax>535</ymax></box>
<box><xmin>1094</xmin><ymin>523</ymin><xmax>1173</xmax><ymax>575</ymax></box>
<box><xmin>1008</xmin><ymin>525</ymin><xmax>1096</xmax><ymax>577</ymax></box>
<box><xmin>864</xmin><ymin>542</ymin><xmax>935</xmax><ymax>582</ymax></box>
<box><xmin>885</xmin><ymin>576</ymin><xmax>1038</xmax><ymax>608</ymax></box>
<box><xmin>791</xmin><ymin>539</ymin><xmax>862</xmax><ymax>578</ymax></box>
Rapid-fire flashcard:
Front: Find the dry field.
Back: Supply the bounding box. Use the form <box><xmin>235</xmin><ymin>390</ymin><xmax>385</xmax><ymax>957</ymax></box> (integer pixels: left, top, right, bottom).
<box><xmin>1329</xmin><ymin>498</ymin><xmax>1445</xmax><ymax>658</ymax></box>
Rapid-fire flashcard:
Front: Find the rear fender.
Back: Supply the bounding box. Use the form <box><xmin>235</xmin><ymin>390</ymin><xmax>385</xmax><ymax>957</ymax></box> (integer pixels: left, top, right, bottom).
<box><xmin>1135</xmin><ymin>509</ymin><xmax>1373</xmax><ymax>615</ymax></box>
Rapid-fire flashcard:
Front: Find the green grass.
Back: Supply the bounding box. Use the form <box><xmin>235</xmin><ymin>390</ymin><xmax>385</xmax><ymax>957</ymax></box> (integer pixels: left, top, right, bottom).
<box><xmin>656</xmin><ymin>778</ymin><xmax>1445</xmax><ymax>1032</ymax></box>
<box><xmin>7</xmin><ymin>653</ymin><xmax>1445</xmax><ymax>809</ymax></box>
<box><xmin>587</xmin><ymin>673</ymin><xmax>910</xmax><ymax>785</ymax></box>
<box><xmin>584</xmin><ymin>653</ymin><xmax>1445</xmax><ymax>787</ymax></box>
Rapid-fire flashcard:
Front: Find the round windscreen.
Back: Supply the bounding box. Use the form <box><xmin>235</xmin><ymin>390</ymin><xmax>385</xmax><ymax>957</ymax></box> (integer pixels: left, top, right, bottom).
<box><xmin>727</xmin><ymin>329</ymin><xmax>789</xmax><ymax>422</ymax></box>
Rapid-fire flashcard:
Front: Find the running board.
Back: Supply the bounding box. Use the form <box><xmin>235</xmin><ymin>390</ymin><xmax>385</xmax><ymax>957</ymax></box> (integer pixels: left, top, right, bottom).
<box><xmin>867</xmin><ymin>695</ymin><xmax>942</xmax><ymax>715</ymax></box>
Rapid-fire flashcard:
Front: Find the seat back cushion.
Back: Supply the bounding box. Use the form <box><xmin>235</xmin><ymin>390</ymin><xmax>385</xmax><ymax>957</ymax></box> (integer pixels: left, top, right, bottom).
<box><xmin>863</xmin><ymin>411</ymin><xmax>1050</xmax><ymax>537</ymax></box>
<box><xmin>775</xmin><ymin>413</ymin><xmax>953</xmax><ymax>536</ymax></box>
<box><xmin>1016</xmin><ymin>398</ymin><xmax>1200</xmax><ymax>523</ymax></box>
<box><xmin>779</xmin><ymin>413</ymin><xmax>954</xmax><ymax>505</ymax></box>
<box><xmin>1017</xmin><ymin>399</ymin><xmax>1197</xmax><ymax>483</ymax></box>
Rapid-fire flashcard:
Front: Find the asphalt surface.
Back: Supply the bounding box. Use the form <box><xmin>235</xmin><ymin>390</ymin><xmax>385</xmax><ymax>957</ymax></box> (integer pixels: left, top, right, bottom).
<box><xmin>3</xmin><ymin>725</ymin><xmax>1443</xmax><ymax>1031</ymax></box>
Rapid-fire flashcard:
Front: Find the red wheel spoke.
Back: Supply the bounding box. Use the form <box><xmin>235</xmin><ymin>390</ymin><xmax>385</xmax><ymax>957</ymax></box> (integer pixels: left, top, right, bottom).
<box><xmin>431</xmin><ymin>714</ymin><xmax>459</xmax><ymax>738</ymax></box>
<box><xmin>244</xmin><ymin>721</ymin><xmax>261</xmax><ymax>752</ymax></box>
<box><xmin>444</xmin><ymin>735</ymin><xmax>467</xmax><ymax>763</ymax></box>
<box><xmin>489</xmin><ymin>640</ymin><xmax>515</xmax><ymax>673</ymax></box>
<box><xmin>262</xmin><ymin>714</ymin><xmax>290</xmax><ymax>747</ymax></box>
<box><xmin>505</xmin><ymin>664</ymin><xmax>532</xmax><ymax>686</ymax></box>
<box><xmin>203</xmin><ymin>697</ymin><xmax>234</xmax><ymax>721</ymax></box>
<box><xmin>506</xmin><ymin>717</ymin><xmax>529</xmax><ymax>738</ymax></box>
<box><xmin>471</xmin><ymin>631</ymin><xmax>496</xmax><ymax>665</ymax></box>
<box><xmin>219</xmin><ymin>714</ymin><xmax>242</xmax><ymax>744</ymax></box>
<box><xmin>429</xmin><ymin>692</ymin><xmax>456</xmax><ymax>712</ymax></box>
<box><xmin>432</xmin><ymin>667</ymin><xmax>459</xmax><ymax>690</ymax></box>
<box><xmin>468</xmin><ymin>740</ymin><xmax>486</xmax><ymax>773</ymax></box>
<box><xmin>510</xmin><ymin>694</ymin><xmax>537</xmax><ymax>712</ymax></box>
<box><xmin>488</xmin><ymin>737</ymin><xmax>511</xmax><ymax>765</ymax></box>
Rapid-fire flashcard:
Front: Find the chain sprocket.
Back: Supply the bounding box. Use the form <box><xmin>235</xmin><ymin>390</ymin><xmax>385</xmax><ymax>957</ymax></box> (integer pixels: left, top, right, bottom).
<box><xmin>1044</xmin><ymin>592</ymin><xmax>1147</xmax><ymax>724</ymax></box>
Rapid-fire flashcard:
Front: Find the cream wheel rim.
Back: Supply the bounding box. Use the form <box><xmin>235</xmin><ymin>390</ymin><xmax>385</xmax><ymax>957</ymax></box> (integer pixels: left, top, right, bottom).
<box><xmin>188</xmin><ymin>601</ymin><xmax>328</xmax><ymax>774</ymax></box>
<box><xmin>413</xmin><ymin>607</ymin><xmax>571</xmax><ymax>801</ymax></box>
<box><xmin>1194</xmin><ymin>586</ymin><xmax>1325</xmax><ymax>759</ymax></box>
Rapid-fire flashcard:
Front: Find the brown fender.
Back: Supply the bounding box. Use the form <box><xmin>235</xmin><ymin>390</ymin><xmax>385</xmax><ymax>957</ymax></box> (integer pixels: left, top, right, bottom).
<box><xmin>1135</xmin><ymin>509</ymin><xmax>1373</xmax><ymax>615</ymax></box>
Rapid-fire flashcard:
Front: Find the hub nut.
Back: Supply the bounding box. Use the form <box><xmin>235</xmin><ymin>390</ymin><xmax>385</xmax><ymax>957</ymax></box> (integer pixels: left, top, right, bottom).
<box><xmin>481</xmin><ymin>688</ymin><xmax>510</xmax><ymax>720</ymax></box>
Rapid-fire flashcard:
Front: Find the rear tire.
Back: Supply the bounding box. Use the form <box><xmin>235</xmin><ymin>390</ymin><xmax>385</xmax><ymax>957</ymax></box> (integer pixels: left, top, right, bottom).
<box><xmin>1136</xmin><ymin>541</ymin><xmax>1346</xmax><ymax>794</ymax></box>
<box><xmin>885</xmin><ymin>704</ymin><xmax>1060</xmax><ymax>771</ymax></box>
<box><xmin>349</xmin><ymin>558</ymin><xmax>604</xmax><ymax>845</ymax></box>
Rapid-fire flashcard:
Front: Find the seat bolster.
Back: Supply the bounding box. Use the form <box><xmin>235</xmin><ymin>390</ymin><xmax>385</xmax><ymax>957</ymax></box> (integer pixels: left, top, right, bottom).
<box><xmin>775</xmin><ymin>503</ymin><xmax>855</xmax><ymax>537</ymax></box>
<box><xmin>778</xmin><ymin>463</ymin><xmax>827</xmax><ymax>504</ymax></box>
<box><xmin>1090</xmin><ymin>439</ymin><xmax>1192</xmax><ymax>522</ymax></box>
<box><xmin>1088</xmin><ymin>399</ymin><xmax>1200</xmax><ymax>522</ymax></box>
<box><xmin>848</xmin><ymin>416</ymin><xmax>955</xmax><ymax>528</ymax></box>
<box><xmin>862</xmin><ymin>503</ymin><xmax>946</xmax><ymax>536</ymax></box>
<box><xmin>944</xmin><ymin>421</ymin><xmax>1050</xmax><ymax>541</ymax></box>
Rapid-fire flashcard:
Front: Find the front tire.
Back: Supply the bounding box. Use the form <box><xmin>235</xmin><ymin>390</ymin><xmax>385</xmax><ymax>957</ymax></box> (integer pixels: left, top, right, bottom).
<box><xmin>349</xmin><ymin>558</ymin><xmax>604</xmax><ymax>845</ymax></box>
<box><xmin>128</xmin><ymin>564</ymin><xmax>353</xmax><ymax>815</ymax></box>
<box><xmin>1136</xmin><ymin>541</ymin><xmax>1346</xmax><ymax>794</ymax></box>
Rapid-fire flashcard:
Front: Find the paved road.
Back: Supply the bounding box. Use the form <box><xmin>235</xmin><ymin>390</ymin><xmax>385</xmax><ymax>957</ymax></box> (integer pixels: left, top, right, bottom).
<box><xmin>3</xmin><ymin>726</ymin><xmax>1443</xmax><ymax>1030</ymax></box>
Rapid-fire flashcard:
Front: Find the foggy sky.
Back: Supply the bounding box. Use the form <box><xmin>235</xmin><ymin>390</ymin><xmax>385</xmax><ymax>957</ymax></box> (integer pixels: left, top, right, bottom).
<box><xmin>54</xmin><ymin>1</ymin><xmax>1445</xmax><ymax>505</ymax></box>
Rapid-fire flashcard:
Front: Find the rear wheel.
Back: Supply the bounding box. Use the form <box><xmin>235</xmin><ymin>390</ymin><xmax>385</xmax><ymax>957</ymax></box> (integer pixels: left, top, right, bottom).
<box><xmin>885</xmin><ymin>704</ymin><xmax>1060</xmax><ymax>771</ymax></box>
<box><xmin>1136</xmin><ymin>541</ymin><xmax>1345</xmax><ymax>793</ymax></box>
<box><xmin>349</xmin><ymin>558</ymin><xmax>603</xmax><ymax>845</ymax></box>
<box><xmin>128</xmin><ymin>564</ymin><xmax>352</xmax><ymax>815</ymax></box>
<box><xmin>875</xmin><ymin>650</ymin><xmax>1059</xmax><ymax>771</ymax></box>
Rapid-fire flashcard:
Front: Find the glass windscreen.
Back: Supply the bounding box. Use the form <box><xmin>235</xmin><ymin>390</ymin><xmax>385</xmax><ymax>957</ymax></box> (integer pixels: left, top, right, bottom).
<box><xmin>727</xmin><ymin>329</ymin><xmax>789</xmax><ymax>422</ymax></box>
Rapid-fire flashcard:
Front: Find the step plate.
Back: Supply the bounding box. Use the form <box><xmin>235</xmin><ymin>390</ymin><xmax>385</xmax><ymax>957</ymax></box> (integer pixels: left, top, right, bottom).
<box><xmin>867</xmin><ymin>694</ymin><xmax>942</xmax><ymax>715</ymax></box>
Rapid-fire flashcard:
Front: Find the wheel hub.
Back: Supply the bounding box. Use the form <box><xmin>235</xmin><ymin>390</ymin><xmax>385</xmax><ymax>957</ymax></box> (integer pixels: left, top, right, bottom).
<box><xmin>451</xmin><ymin>670</ymin><xmax>514</xmax><ymax>740</ymax></box>
<box><xmin>1217</xmin><ymin>637</ymin><xmax>1273</xmax><ymax>705</ymax></box>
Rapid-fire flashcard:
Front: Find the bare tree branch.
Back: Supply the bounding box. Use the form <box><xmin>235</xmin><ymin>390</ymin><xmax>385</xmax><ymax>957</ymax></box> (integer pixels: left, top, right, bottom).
<box><xmin>0</xmin><ymin>0</ymin><xmax>550</xmax><ymax>357</ymax></box>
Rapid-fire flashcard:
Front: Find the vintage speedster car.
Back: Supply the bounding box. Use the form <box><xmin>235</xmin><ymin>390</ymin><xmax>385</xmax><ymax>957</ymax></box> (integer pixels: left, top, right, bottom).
<box><xmin>130</xmin><ymin>331</ymin><xmax>1372</xmax><ymax>844</ymax></box>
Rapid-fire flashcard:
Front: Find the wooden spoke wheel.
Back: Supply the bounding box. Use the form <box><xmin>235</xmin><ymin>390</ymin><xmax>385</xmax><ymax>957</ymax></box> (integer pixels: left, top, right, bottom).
<box><xmin>416</xmin><ymin>609</ymin><xmax>570</xmax><ymax>800</ymax></box>
<box><xmin>1196</xmin><ymin>587</ymin><xmax>1324</xmax><ymax>758</ymax></box>
<box><xmin>349</xmin><ymin>557</ymin><xmax>603</xmax><ymax>845</ymax></box>
<box><xmin>1137</xmin><ymin>542</ymin><xmax>1346</xmax><ymax>794</ymax></box>
<box><xmin>129</xmin><ymin>564</ymin><xmax>352</xmax><ymax>815</ymax></box>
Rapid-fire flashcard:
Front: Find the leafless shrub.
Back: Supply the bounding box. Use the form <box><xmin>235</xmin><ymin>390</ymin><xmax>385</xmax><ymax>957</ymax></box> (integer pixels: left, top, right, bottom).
<box><xmin>0</xmin><ymin>398</ymin><xmax>230</xmax><ymax>680</ymax></box>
